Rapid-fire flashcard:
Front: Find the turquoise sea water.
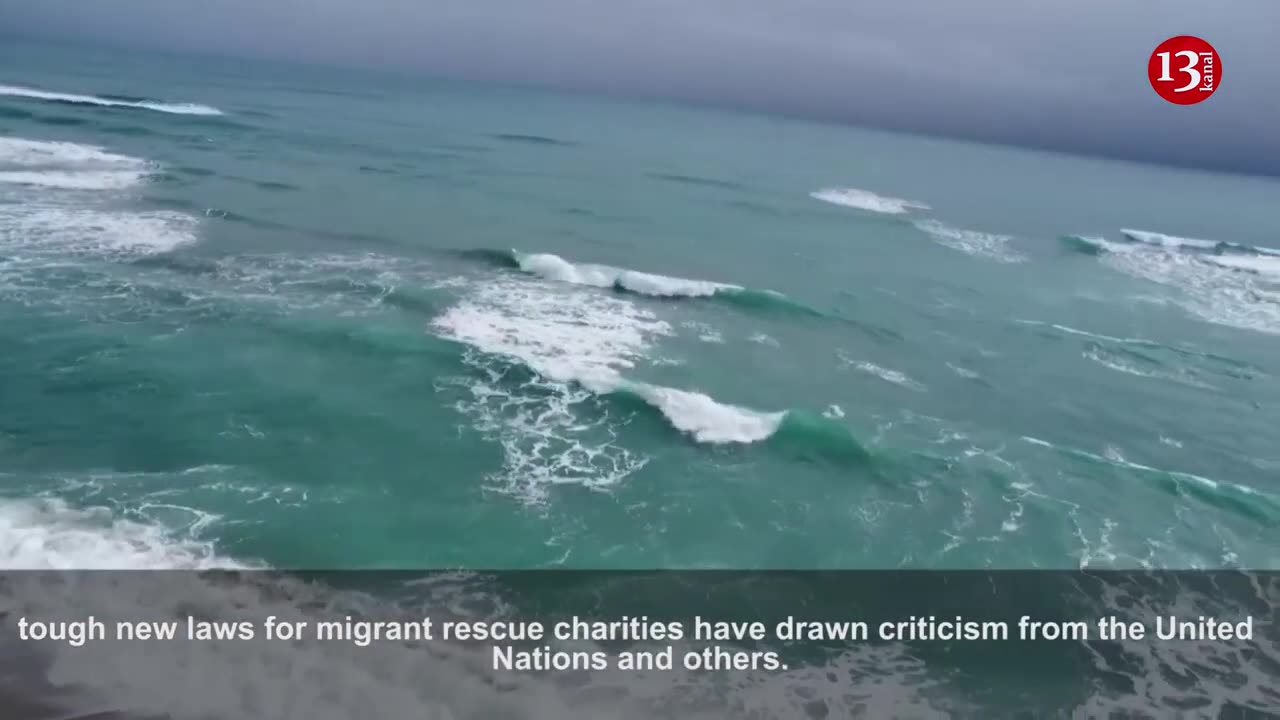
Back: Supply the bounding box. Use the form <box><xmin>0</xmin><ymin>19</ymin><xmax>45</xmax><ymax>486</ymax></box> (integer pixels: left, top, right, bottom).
<box><xmin>2</xmin><ymin>39</ymin><xmax>1279</xmax><ymax>573</ymax></box>
<box><xmin>3</xmin><ymin>39</ymin><xmax>1280</xmax><ymax>719</ymax></box>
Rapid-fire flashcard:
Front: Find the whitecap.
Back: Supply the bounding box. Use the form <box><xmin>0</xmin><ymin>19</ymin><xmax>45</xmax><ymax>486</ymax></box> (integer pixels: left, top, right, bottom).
<box><xmin>513</xmin><ymin>250</ymin><xmax>737</xmax><ymax>298</ymax></box>
<box><xmin>620</xmin><ymin>381</ymin><xmax>785</xmax><ymax>444</ymax></box>
<box><xmin>810</xmin><ymin>187</ymin><xmax>930</xmax><ymax>214</ymax></box>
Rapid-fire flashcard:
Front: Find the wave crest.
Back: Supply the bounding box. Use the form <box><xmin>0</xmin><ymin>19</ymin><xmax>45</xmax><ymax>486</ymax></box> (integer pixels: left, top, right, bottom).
<box><xmin>0</xmin><ymin>84</ymin><xmax>223</xmax><ymax>116</ymax></box>
<box><xmin>810</xmin><ymin>187</ymin><xmax>930</xmax><ymax>215</ymax></box>
<box><xmin>462</xmin><ymin>248</ymin><xmax>823</xmax><ymax>316</ymax></box>
<box><xmin>515</xmin><ymin>251</ymin><xmax>733</xmax><ymax>298</ymax></box>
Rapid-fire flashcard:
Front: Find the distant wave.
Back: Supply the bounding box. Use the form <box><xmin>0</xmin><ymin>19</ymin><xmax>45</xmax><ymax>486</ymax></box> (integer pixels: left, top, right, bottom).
<box><xmin>1063</xmin><ymin>232</ymin><xmax>1280</xmax><ymax>264</ymax></box>
<box><xmin>649</xmin><ymin>173</ymin><xmax>746</xmax><ymax>191</ymax></box>
<box><xmin>0</xmin><ymin>84</ymin><xmax>223</xmax><ymax>116</ymax></box>
<box><xmin>461</xmin><ymin>248</ymin><xmax>824</xmax><ymax>316</ymax></box>
<box><xmin>810</xmin><ymin>187</ymin><xmax>930</xmax><ymax>215</ymax></box>
<box><xmin>488</xmin><ymin>133</ymin><xmax>575</xmax><ymax>147</ymax></box>
<box><xmin>913</xmin><ymin>219</ymin><xmax>1026</xmax><ymax>263</ymax></box>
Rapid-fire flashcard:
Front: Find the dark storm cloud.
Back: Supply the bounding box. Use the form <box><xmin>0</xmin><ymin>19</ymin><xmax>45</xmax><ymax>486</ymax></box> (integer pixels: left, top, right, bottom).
<box><xmin>3</xmin><ymin>0</ymin><xmax>1278</xmax><ymax>175</ymax></box>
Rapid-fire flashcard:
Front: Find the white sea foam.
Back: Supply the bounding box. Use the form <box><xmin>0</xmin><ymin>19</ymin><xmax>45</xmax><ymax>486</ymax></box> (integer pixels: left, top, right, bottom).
<box><xmin>430</xmin><ymin>278</ymin><xmax>667</xmax><ymax>499</ymax></box>
<box><xmin>0</xmin><ymin>136</ymin><xmax>151</xmax><ymax>190</ymax></box>
<box><xmin>0</xmin><ymin>206</ymin><xmax>198</xmax><ymax>255</ymax></box>
<box><xmin>513</xmin><ymin>251</ymin><xmax>738</xmax><ymax>298</ymax></box>
<box><xmin>0</xmin><ymin>496</ymin><xmax>234</xmax><ymax>569</ymax></box>
<box><xmin>0</xmin><ymin>169</ymin><xmax>149</xmax><ymax>190</ymax></box>
<box><xmin>0</xmin><ymin>136</ymin><xmax>148</xmax><ymax>167</ymax></box>
<box><xmin>432</xmin><ymin>277</ymin><xmax>669</xmax><ymax>386</ymax></box>
<box><xmin>0</xmin><ymin>84</ymin><xmax>223</xmax><ymax>115</ymax></box>
<box><xmin>913</xmin><ymin>219</ymin><xmax>1026</xmax><ymax>263</ymax></box>
<box><xmin>1096</xmin><ymin>240</ymin><xmax>1280</xmax><ymax>335</ymax></box>
<box><xmin>810</xmin><ymin>187</ymin><xmax>930</xmax><ymax>214</ymax></box>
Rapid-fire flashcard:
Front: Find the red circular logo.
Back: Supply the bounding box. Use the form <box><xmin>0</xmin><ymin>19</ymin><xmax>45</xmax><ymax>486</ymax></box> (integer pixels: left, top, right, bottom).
<box><xmin>1148</xmin><ymin>36</ymin><xmax>1221</xmax><ymax>105</ymax></box>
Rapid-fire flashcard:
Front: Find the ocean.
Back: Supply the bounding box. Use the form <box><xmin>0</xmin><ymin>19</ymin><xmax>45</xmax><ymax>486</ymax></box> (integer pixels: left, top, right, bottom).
<box><xmin>1</xmin><ymin>38</ymin><xmax>1278</xmax><ymax>718</ymax></box>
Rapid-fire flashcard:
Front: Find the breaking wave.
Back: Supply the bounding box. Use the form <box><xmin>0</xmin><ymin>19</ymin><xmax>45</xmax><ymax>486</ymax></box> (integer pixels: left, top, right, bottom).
<box><xmin>1059</xmin><ymin>230</ymin><xmax>1280</xmax><ymax>334</ymax></box>
<box><xmin>1118</xmin><ymin>228</ymin><xmax>1280</xmax><ymax>256</ymax></box>
<box><xmin>1065</xmin><ymin>231</ymin><xmax>1280</xmax><ymax>281</ymax></box>
<box><xmin>602</xmin><ymin>381</ymin><xmax>868</xmax><ymax>460</ymax></box>
<box><xmin>429</xmin><ymin>276</ymin><xmax>866</xmax><ymax>501</ymax></box>
<box><xmin>810</xmin><ymin>187</ymin><xmax>930</xmax><ymax>215</ymax></box>
<box><xmin>461</xmin><ymin>248</ymin><xmax>823</xmax><ymax>316</ymax></box>
<box><xmin>1059</xmin><ymin>234</ymin><xmax>1128</xmax><ymax>256</ymax></box>
<box><xmin>0</xmin><ymin>84</ymin><xmax>224</xmax><ymax>116</ymax></box>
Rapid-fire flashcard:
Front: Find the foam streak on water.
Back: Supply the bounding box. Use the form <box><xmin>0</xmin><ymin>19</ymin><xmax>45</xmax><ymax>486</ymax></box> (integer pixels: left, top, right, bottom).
<box><xmin>913</xmin><ymin>219</ymin><xmax>1026</xmax><ymax>263</ymax></box>
<box><xmin>0</xmin><ymin>84</ymin><xmax>224</xmax><ymax>116</ymax></box>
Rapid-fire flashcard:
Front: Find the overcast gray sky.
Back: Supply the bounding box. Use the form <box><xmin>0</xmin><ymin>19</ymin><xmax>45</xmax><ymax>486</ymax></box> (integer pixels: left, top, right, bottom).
<box><xmin>3</xmin><ymin>0</ymin><xmax>1278</xmax><ymax>176</ymax></box>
